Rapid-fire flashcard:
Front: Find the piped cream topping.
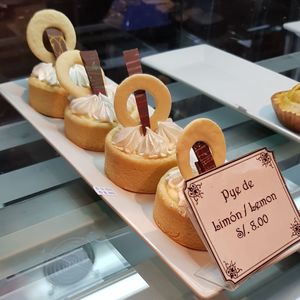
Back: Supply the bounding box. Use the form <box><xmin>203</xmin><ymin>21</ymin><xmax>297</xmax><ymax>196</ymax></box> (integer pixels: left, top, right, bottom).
<box><xmin>112</xmin><ymin>119</ymin><xmax>182</xmax><ymax>158</ymax></box>
<box><xmin>68</xmin><ymin>64</ymin><xmax>90</xmax><ymax>87</ymax></box>
<box><xmin>112</xmin><ymin>126</ymin><xmax>169</xmax><ymax>158</ymax></box>
<box><xmin>31</xmin><ymin>63</ymin><xmax>89</xmax><ymax>87</ymax></box>
<box><xmin>69</xmin><ymin>84</ymin><xmax>140</xmax><ymax>123</ymax></box>
<box><xmin>69</xmin><ymin>90</ymin><xmax>116</xmax><ymax>123</ymax></box>
<box><xmin>157</xmin><ymin>118</ymin><xmax>183</xmax><ymax>151</ymax></box>
<box><xmin>165</xmin><ymin>168</ymin><xmax>187</xmax><ymax>216</ymax></box>
<box><xmin>32</xmin><ymin>63</ymin><xmax>58</xmax><ymax>85</ymax></box>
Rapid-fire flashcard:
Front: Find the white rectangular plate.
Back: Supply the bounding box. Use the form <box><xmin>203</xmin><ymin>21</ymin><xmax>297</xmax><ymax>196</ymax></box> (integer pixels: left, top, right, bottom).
<box><xmin>0</xmin><ymin>79</ymin><xmax>299</xmax><ymax>299</ymax></box>
<box><xmin>283</xmin><ymin>21</ymin><xmax>300</xmax><ymax>37</ymax></box>
<box><xmin>142</xmin><ymin>45</ymin><xmax>300</xmax><ymax>143</ymax></box>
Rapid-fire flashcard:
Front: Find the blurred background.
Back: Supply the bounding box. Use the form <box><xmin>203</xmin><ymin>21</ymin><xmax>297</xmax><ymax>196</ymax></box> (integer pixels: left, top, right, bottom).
<box><xmin>1</xmin><ymin>0</ymin><xmax>300</xmax><ymax>78</ymax></box>
<box><xmin>1</xmin><ymin>0</ymin><xmax>300</xmax><ymax>122</ymax></box>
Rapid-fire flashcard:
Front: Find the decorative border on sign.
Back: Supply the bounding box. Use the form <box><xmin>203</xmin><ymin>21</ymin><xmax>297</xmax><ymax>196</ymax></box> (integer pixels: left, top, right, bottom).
<box><xmin>184</xmin><ymin>148</ymin><xmax>300</xmax><ymax>285</ymax></box>
<box><xmin>187</xmin><ymin>182</ymin><xmax>204</xmax><ymax>205</ymax></box>
<box><xmin>290</xmin><ymin>217</ymin><xmax>300</xmax><ymax>238</ymax></box>
<box><xmin>223</xmin><ymin>261</ymin><xmax>242</xmax><ymax>279</ymax></box>
<box><xmin>256</xmin><ymin>151</ymin><xmax>273</xmax><ymax>168</ymax></box>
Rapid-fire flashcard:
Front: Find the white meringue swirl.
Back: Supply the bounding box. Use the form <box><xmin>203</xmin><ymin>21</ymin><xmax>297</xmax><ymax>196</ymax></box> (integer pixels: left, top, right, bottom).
<box><xmin>70</xmin><ymin>92</ymin><xmax>116</xmax><ymax>123</ymax></box>
<box><xmin>112</xmin><ymin>126</ymin><xmax>170</xmax><ymax>158</ymax></box>
<box><xmin>165</xmin><ymin>168</ymin><xmax>187</xmax><ymax>216</ymax></box>
<box><xmin>31</xmin><ymin>63</ymin><xmax>89</xmax><ymax>87</ymax></box>
<box><xmin>112</xmin><ymin>118</ymin><xmax>182</xmax><ymax>158</ymax></box>
<box><xmin>157</xmin><ymin>118</ymin><xmax>183</xmax><ymax>150</ymax></box>
<box><xmin>68</xmin><ymin>64</ymin><xmax>90</xmax><ymax>87</ymax></box>
<box><xmin>136</xmin><ymin>127</ymin><xmax>169</xmax><ymax>158</ymax></box>
<box><xmin>32</xmin><ymin>63</ymin><xmax>58</xmax><ymax>85</ymax></box>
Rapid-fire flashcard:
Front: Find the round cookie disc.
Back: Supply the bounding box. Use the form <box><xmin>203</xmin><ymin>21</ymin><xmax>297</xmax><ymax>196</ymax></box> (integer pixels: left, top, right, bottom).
<box><xmin>26</xmin><ymin>9</ymin><xmax>76</xmax><ymax>63</ymax></box>
<box><xmin>56</xmin><ymin>50</ymin><xmax>92</xmax><ymax>98</ymax></box>
<box><xmin>114</xmin><ymin>74</ymin><xmax>171</xmax><ymax>131</ymax></box>
<box><xmin>176</xmin><ymin>118</ymin><xmax>226</xmax><ymax>180</ymax></box>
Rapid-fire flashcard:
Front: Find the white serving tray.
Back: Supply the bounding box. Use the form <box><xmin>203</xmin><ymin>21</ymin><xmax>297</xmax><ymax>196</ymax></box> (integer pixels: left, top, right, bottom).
<box><xmin>283</xmin><ymin>21</ymin><xmax>300</xmax><ymax>37</ymax></box>
<box><xmin>142</xmin><ymin>44</ymin><xmax>300</xmax><ymax>143</ymax></box>
<box><xmin>0</xmin><ymin>79</ymin><xmax>299</xmax><ymax>299</ymax></box>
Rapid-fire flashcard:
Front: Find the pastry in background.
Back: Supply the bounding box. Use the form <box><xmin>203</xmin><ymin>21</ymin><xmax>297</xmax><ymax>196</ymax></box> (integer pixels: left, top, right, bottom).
<box><xmin>271</xmin><ymin>84</ymin><xmax>300</xmax><ymax>133</ymax></box>
<box><xmin>153</xmin><ymin>118</ymin><xmax>226</xmax><ymax>250</ymax></box>
<box><xmin>26</xmin><ymin>9</ymin><xmax>89</xmax><ymax>118</ymax></box>
<box><xmin>105</xmin><ymin>73</ymin><xmax>182</xmax><ymax>193</ymax></box>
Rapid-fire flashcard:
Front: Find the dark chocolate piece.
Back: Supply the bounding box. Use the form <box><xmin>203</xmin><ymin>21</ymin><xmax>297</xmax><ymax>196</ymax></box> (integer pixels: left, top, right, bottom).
<box><xmin>80</xmin><ymin>50</ymin><xmax>106</xmax><ymax>95</ymax></box>
<box><xmin>123</xmin><ymin>48</ymin><xmax>143</xmax><ymax>75</ymax></box>
<box><xmin>123</xmin><ymin>48</ymin><xmax>150</xmax><ymax>134</ymax></box>
<box><xmin>45</xmin><ymin>28</ymin><xmax>67</xmax><ymax>58</ymax></box>
<box><xmin>134</xmin><ymin>90</ymin><xmax>151</xmax><ymax>133</ymax></box>
<box><xmin>192</xmin><ymin>141</ymin><xmax>216</xmax><ymax>173</ymax></box>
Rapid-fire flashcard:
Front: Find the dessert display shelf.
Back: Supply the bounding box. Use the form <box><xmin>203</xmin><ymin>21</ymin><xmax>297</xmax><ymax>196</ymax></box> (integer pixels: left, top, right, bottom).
<box><xmin>142</xmin><ymin>44</ymin><xmax>300</xmax><ymax>143</ymax></box>
<box><xmin>0</xmin><ymin>79</ymin><xmax>299</xmax><ymax>299</ymax></box>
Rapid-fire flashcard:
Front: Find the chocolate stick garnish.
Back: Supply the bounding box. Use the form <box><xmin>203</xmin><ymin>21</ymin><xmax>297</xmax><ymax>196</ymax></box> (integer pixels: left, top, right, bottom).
<box><xmin>123</xmin><ymin>48</ymin><xmax>150</xmax><ymax>135</ymax></box>
<box><xmin>45</xmin><ymin>28</ymin><xmax>67</xmax><ymax>58</ymax></box>
<box><xmin>80</xmin><ymin>50</ymin><xmax>107</xmax><ymax>95</ymax></box>
<box><xmin>124</xmin><ymin>48</ymin><xmax>143</xmax><ymax>75</ymax></box>
<box><xmin>192</xmin><ymin>141</ymin><xmax>216</xmax><ymax>173</ymax></box>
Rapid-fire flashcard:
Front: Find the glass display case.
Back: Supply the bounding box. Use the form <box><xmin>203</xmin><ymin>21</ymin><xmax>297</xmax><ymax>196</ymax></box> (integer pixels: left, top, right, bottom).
<box><xmin>0</xmin><ymin>1</ymin><xmax>299</xmax><ymax>299</ymax></box>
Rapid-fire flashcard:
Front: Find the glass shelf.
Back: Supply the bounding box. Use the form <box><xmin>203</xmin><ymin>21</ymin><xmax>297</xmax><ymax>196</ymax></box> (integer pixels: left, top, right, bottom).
<box><xmin>0</xmin><ymin>1</ymin><xmax>300</xmax><ymax>298</ymax></box>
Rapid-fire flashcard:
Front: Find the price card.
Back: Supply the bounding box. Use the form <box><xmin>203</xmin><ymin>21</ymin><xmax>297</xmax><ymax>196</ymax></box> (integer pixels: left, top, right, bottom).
<box><xmin>184</xmin><ymin>148</ymin><xmax>300</xmax><ymax>286</ymax></box>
